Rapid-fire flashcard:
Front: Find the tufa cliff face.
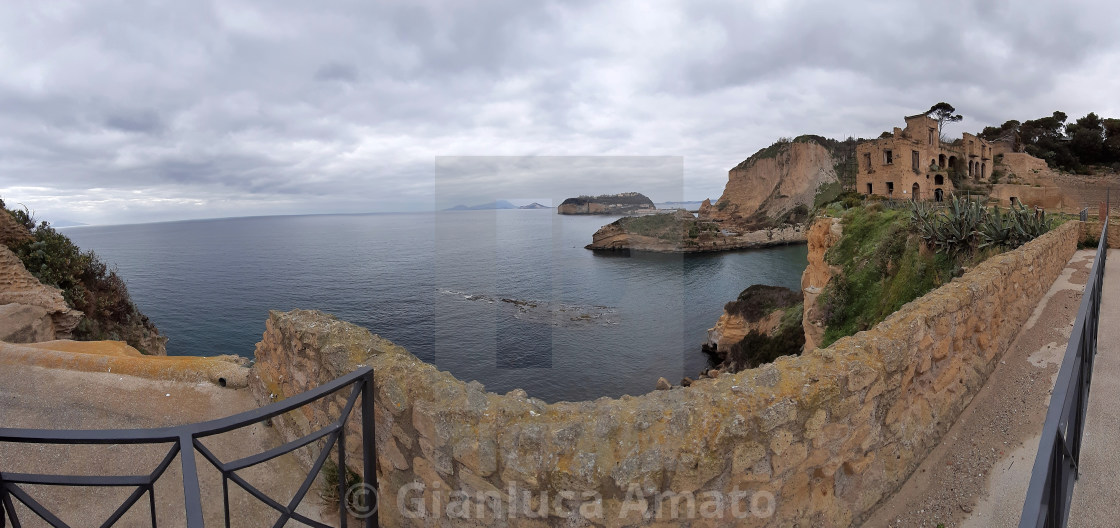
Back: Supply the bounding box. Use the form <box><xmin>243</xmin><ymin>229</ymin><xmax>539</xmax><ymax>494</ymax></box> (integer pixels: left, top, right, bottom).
<box><xmin>801</xmin><ymin>216</ymin><xmax>843</xmax><ymax>351</ymax></box>
<box><xmin>701</xmin><ymin>139</ymin><xmax>841</xmax><ymax>225</ymax></box>
<box><xmin>0</xmin><ymin>245</ymin><xmax>82</xmax><ymax>342</ymax></box>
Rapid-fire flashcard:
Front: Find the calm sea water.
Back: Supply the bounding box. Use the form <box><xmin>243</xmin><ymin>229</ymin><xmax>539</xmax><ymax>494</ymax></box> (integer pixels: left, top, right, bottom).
<box><xmin>63</xmin><ymin>211</ymin><xmax>806</xmax><ymax>402</ymax></box>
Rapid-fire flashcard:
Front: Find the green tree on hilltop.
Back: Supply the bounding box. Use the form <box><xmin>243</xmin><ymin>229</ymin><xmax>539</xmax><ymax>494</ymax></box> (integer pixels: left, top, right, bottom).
<box><xmin>925</xmin><ymin>102</ymin><xmax>964</xmax><ymax>141</ymax></box>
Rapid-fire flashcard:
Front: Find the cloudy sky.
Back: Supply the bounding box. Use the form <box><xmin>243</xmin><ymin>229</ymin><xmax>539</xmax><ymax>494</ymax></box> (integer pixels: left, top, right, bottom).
<box><xmin>2</xmin><ymin>0</ymin><xmax>1119</xmax><ymax>225</ymax></box>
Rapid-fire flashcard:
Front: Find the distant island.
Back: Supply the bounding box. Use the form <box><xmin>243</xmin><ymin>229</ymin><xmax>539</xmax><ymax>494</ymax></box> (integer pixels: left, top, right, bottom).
<box><xmin>557</xmin><ymin>192</ymin><xmax>655</xmax><ymax>215</ymax></box>
<box><xmin>519</xmin><ymin>202</ymin><xmax>549</xmax><ymax>209</ymax></box>
<box><xmin>443</xmin><ymin>200</ymin><xmax>517</xmax><ymax>211</ymax></box>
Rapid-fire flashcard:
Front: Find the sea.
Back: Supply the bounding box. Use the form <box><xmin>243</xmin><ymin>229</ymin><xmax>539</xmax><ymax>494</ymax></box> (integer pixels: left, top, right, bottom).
<box><xmin>62</xmin><ymin>210</ymin><xmax>807</xmax><ymax>403</ymax></box>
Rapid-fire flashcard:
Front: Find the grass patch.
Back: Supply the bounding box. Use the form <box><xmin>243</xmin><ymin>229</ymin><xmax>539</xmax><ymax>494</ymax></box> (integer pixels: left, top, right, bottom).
<box><xmin>817</xmin><ymin>206</ymin><xmax>967</xmax><ymax>347</ymax></box>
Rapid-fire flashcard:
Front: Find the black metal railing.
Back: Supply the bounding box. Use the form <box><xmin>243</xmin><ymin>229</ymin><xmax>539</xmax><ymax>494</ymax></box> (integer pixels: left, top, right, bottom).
<box><xmin>0</xmin><ymin>366</ymin><xmax>377</xmax><ymax>528</ymax></box>
<box><xmin>1019</xmin><ymin>214</ymin><xmax>1109</xmax><ymax>527</ymax></box>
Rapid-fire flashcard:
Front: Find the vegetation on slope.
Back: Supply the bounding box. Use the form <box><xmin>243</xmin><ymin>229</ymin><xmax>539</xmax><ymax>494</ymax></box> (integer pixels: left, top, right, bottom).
<box><xmin>2</xmin><ymin>201</ymin><xmax>164</xmax><ymax>354</ymax></box>
<box><xmin>608</xmin><ymin>213</ymin><xmax>720</xmax><ymax>243</ymax></box>
<box><xmin>816</xmin><ymin>196</ymin><xmax>1054</xmax><ymax>348</ymax></box>
<box><xmin>723</xmin><ymin>284</ymin><xmax>801</xmax><ymax>322</ymax></box>
<box><xmin>816</xmin><ymin>206</ymin><xmax>959</xmax><ymax>348</ymax></box>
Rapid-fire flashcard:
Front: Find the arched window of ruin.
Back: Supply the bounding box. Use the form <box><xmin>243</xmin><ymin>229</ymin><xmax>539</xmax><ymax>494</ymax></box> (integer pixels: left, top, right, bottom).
<box><xmin>935</xmin><ymin>174</ymin><xmax>944</xmax><ymax>185</ymax></box>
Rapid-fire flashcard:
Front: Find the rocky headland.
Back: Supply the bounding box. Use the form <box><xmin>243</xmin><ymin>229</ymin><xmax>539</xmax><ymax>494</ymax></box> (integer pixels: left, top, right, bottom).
<box><xmin>585</xmin><ymin>136</ymin><xmax>854</xmax><ymax>253</ymax></box>
<box><xmin>586</xmin><ymin>211</ymin><xmax>806</xmax><ymax>252</ymax></box>
<box><xmin>557</xmin><ymin>191</ymin><xmax>655</xmax><ymax>215</ymax></box>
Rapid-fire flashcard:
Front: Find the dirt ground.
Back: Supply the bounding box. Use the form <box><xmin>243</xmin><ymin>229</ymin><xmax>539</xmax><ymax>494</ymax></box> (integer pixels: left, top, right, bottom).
<box><xmin>862</xmin><ymin>249</ymin><xmax>1094</xmax><ymax>528</ymax></box>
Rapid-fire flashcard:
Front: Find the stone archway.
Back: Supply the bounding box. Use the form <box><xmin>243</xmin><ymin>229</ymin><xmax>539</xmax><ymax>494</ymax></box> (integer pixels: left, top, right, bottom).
<box><xmin>939</xmin><ymin>154</ymin><xmax>946</xmax><ymax>169</ymax></box>
<box><xmin>935</xmin><ymin>174</ymin><xmax>944</xmax><ymax>185</ymax></box>
<box><xmin>935</xmin><ymin>188</ymin><xmax>944</xmax><ymax>202</ymax></box>
<box><xmin>912</xmin><ymin>183</ymin><xmax>921</xmax><ymax>201</ymax></box>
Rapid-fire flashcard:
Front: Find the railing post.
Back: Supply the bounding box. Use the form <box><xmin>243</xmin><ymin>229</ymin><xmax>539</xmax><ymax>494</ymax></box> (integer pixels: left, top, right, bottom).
<box><xmin>180</xmin><ymin>434</ymin><xmax>204</xmax><ymax>528</ymax></box>
<box><xmin>338</xmin><ymin>420</ymin><xmax>347</xmax><ymax>528</ymax></box>
<box><xmin>361</xmin><ymin>371</ymin><xmax>378</xmax><ymax>528</ymax></box>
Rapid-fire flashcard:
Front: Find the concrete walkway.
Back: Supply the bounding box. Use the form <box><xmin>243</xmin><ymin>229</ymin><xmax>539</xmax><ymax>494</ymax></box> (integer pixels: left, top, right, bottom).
<box><xmin>1067</xmin><ymin>249</ymin><xmax>1120</xmax><ymax>527</ymax></box>
<box><xmin>0</xmin><ymin>360</ymin><xmax>334</xmax><ymax>527</ymax></box>
<box><xmin>865</xmin><ymin>249</ymin><xmax>1096</xmax><ymax>528</ymax></box>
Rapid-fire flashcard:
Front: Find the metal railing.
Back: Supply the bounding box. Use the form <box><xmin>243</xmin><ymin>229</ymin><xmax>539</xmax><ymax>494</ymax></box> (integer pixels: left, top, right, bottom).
<box><xmin>0</xmin><ymin>366</ymin><xmax>378</xmax><ymax>528</ymax></box>
<box><xmin>1019</xmin><ymin>213</ymin><xmax>1109</xmax><ymax>527</ymax></box>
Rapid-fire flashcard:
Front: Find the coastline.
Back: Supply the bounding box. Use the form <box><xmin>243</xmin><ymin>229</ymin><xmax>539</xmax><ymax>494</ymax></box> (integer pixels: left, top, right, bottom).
<box><xmin>585</xmin><ymin>223</ymin><xmax>808</xmax><ymax>253</ymax></box>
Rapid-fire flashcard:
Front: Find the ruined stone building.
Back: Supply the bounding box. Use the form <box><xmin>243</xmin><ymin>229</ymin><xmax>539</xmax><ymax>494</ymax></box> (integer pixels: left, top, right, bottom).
<box><xmin>856</xmin><ymin>114</ymin><xmax>995</xmax><ymax>202</ymax></box>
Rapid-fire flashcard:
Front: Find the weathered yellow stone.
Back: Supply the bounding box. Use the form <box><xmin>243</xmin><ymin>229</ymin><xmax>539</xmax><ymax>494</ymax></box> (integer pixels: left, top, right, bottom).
<box><xmin>772</xmin><ymin>442</ymin><xmax>808</xmax><ymax>476</ymax></box>
<box><xmin>769</xmin><ymin>429</ymin><xmax>794</xmax><ymax>456</ymax></box>
<box><xmin>843</xmin><ymin>452</ymin><xmax>876</xmax><ymax>475</ymax></box>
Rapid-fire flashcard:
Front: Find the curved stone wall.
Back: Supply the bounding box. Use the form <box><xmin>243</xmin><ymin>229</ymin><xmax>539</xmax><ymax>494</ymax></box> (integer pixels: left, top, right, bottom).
<box><xmin>252</xmin><ymin>220</ymin><xmax>1079</xmax><ymax>527</ymax></box>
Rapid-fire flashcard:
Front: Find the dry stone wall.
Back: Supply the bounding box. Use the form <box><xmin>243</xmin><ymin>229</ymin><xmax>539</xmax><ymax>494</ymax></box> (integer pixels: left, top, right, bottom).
<box><xmin>252</xmin><ymin>221</ymin><xmax>1080</xmax><ymax>527</ymax></box>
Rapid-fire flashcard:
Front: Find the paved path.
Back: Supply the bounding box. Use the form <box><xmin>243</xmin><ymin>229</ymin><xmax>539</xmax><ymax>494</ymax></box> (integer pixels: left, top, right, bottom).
<box><xmin>0</xmin><ymin>361</ymin><xmax>334</xmax><ymax>527</ymax></box>
<box><xmin>1067</xmin><ymin>249</ymin><xmax>1120</xmax><ymax>527</ymax></box>
<box><xmin>865</xmin><ymin>249</ymin><xmax>1096</xmax><ymax>527</ymax></box>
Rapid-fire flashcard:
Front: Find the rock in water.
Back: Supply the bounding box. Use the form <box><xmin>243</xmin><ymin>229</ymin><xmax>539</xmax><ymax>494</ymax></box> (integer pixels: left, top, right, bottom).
<box><xmin>655</xmin><ymin>377</ymin><xmax>671</xmax><ymax>390</ymax></box>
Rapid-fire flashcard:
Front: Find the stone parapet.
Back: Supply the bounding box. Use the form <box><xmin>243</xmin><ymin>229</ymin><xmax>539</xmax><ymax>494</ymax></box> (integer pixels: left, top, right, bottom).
<box><xmin>252</xmin><ymin>220</ymin><xmax>1079</xmax><ymax>527</ymax></box>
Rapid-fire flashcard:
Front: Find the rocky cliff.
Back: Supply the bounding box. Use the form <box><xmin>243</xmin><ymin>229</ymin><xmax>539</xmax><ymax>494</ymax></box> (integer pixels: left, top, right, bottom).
<box><xmin>700</xmin><ymin>138</ymin><xmax>842</xmax><ymax>226</ymax></box>
<box><xmin>0</xmin><ymin>245</ymin><xmax>82</xmax><ymax>342</ymax></box>
<box><xmin>1</xmin><ymin>209</ymin><xmax>167</xmax><ymax>354</ymax></box>
<box><xmin>801</xmin><ymin>217</ymin><xmax>843</xmax><ymax>351</ymax></box>
<box><xmin>704</xmin><ymin>284</ymin><xmax>801</xmax><ymax>353</ymax></box>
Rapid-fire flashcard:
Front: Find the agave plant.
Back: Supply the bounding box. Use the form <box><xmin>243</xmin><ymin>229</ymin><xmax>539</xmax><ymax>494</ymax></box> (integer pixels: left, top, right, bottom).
<box><xmin>1006</xmin><ymin>202</ymin><xmax>1053</xmax><ymax>248</ymax></box>
<box><xmin>978</xmin><ymin>205</ymin><xmax>1013</xmax><ymax>249</ymax></box>
<box><xmin>910</xmin><ymin>195</ymin><xmax>988</xmax><ymax>255</ymax></box>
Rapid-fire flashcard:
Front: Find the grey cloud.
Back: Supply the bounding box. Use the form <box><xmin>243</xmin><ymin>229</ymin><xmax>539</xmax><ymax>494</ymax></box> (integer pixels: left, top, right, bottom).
<box><xmin>0</xmin><ymin>0</ymin><xmax>1118</xmax><ymax>225</ymax></box>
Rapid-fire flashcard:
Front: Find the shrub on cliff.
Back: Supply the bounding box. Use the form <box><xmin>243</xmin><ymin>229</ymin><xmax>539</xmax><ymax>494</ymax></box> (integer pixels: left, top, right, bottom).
<box><xmin>9</xmin><ymin>217</ymin><xmax>163</xmax><ymax>354</ymax></box>
<box><xmin>723</xmin><ymin>284</ymin><xmax>801</xmax><ymax>322</ymax></box>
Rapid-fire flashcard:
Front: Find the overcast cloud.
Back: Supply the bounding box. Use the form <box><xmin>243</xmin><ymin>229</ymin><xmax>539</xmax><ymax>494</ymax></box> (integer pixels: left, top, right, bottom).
<box><xmin>2</xmin><ymin>0</ymin><xmax>1119</xmax><ymax>225</ymax></box>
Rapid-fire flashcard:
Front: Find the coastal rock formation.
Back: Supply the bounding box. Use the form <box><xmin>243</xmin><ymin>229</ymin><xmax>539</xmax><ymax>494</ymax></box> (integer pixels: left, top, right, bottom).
<box><xmin>701</xmin><ymin>139</ymin><xmax>840</xmax><ymax>225</ymax></box>
<box><xmin>801</xmin><ymin>217</ymin><xmax>844</xmax><ymax>351</ymax></box>
<box><xmin>586</xmin><ymin>212</ymin><xmax>806</xmax><ymax>253</ymax></box>
<box><xmin>557</xmin><ymin>192</ymin><xmax>655</xmax><ymax>215</ymax></box>
<box><xmin>705</xmin><ymin>284</ymin><xmax>801</xmax><ymax>354</ymax></box>
<box><xmin>705</xmin><ymin>308</ymin><xmax>785</xmax><ymax>353</ymax></box>
<box><xmin>252</xmin><ymin>220</ymin><xmax>1079</xmax><ymax>527</ymax></box>
<box><xmin>0</xmin><ymin>245</ymin><xmax>82</xmax><ymax>341</ymax></box>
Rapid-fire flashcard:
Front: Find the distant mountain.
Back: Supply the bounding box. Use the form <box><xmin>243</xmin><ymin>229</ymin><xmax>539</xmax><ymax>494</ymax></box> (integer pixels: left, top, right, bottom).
<box><xmin>656</xmin><ymin>201</ymin><xmax>705</xmax><ymax>210</ymax></box>
<box><xmin>443</xmin><ymin>200</ymin><xmax>518</xmax><ymax>211</ymax></box>
<box><xmin>519</xmin><ymin>202</ymin><xmax>548</xmax><ymax>209</ymax></box>
<box><xmin>50</xmin><ymin>220</ymin><xmax>88</xmax><ymax>228</ymax></box>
